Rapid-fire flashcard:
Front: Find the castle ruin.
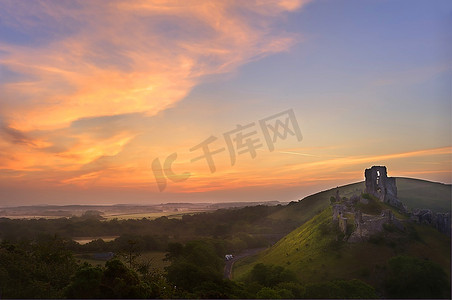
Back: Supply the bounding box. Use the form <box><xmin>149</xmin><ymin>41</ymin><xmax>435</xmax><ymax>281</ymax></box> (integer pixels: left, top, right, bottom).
<box><xmin>365</xmin><ymin>166</ymin><xmax>405</xmax><ymax>211</ymax></box>
<box><xmin>332</xmin><ymin>166</ymin><xmax>450</xmax><ymax>241</ymax></box>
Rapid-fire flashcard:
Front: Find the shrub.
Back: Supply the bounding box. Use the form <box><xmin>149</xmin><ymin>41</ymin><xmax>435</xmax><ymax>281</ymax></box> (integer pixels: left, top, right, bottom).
<box><xmin>383</xmin><ymin>223</ymin><xmax>396</xmax><ymax>232</ymax></box>
<box><xmin>385</xmin><ymin>256</ymin><xmax>450</xmax><ymax>298</ymax></box>
<box><xmin>249</xmin><ymin>263</ymin><xmax>297</xmax><ymax>287</ymax></box>
<box><xmin>256</xmin><ymin>287</ymin><xmax>280</xmax><ymax>299</ymax></box>
<box><xmin>302</xmin><ymin>279</ymin><xmax>377</xmax><ymax>298</ymax></box>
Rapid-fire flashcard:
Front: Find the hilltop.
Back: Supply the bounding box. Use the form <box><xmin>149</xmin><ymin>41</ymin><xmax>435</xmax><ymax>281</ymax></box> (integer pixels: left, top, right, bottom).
<box><xmin>267</xmin><ymin>176</ymin><xmax>450</xmax><ymax>225</ymax></box>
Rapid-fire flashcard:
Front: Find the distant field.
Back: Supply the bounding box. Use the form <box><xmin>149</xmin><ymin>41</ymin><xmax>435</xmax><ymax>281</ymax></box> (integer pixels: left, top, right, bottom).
<box><xmin>0</xmin><ymin>209</ymin><xmax>213</xmax><ymax>220</ymax></box>
<box><xmin>103</xmin><ymin>210</ymin><xmax>211</xmax><ymax>220</ymax></box>
<box><xmin>73</xmin><ymin>236</ymin><xmax>119</xmax><ymax>245</ymax></box>
<box><xmin>1</xmin><ymin>215</ymin><xmax>66</xmax><ymax>219</ymax></box>
<box><xmin>138</xmin><ymin>251</ymin><xmax>170</xmax><ymax>270</ymax></box>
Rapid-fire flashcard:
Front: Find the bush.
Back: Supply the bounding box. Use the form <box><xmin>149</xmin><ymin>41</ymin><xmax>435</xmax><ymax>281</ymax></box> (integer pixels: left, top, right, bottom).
<box><xmin>385</xmin><ymin>256</ymin><xmax>450</xmax><ymax>298</ymax></box>
<box><xmin>318</xmin><ymin>221</ymin><xmax>331</xmax><ymax>235</ymax></box>
<box><xmin>277</xmin><ymin>282</ymin><xmax>305</xmax><ymax>298</ymax></box>
<box><xmin>302</xmin><ymin>279</ymin><xmax>377</xmax><ymax>298</ymax></box>
<box><xmin>256</xmin><ymin>287</ymin><xmax>281</xmax><ymax>299</ymax></box>
<box><xmin>249</xmin><ymin>263</ymin><xmax>297</xmax><ymax>287</ymax></box>
<box><xmin>165</xmin><ymin>240</ymin><xmax>224</xmax><ymax>294</ymax></box>
<box><xmin>383</xmin><ymin>223</ymin><xmax>396</xmax><ymax>232</ymax></box>
<box><xmin>368</xmin><ymin>232</ymin><xmax>385</xmax><ymax>245</ymax></box>
<box><xmin>356</xmin><ymin>195</ymin><xmax>382</xmax><ymax>215</ymax></box>
<box><xmin>0</xmin><ymin>237</ymin><xmax>78</xmax><ymax>298</ymax></box>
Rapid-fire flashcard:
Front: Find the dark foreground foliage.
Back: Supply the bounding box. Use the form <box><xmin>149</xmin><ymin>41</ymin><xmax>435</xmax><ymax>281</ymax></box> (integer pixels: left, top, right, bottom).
<box><xmin>245</xmin><ymin>263</ymin><xmax>376</xmax><ymax>299</ymax></box>
<box><xmin>0</xmin><ymin>202</ymin><xmax>450</xmax><ymax>299</ymax></box>
<box><xmin>385</xmin><ymin>255</ymin><xmax>450</xmax><ymax>299</ymax></box>
<box><xmin>0</xmin><ymin>236</ymin><xmax>374</xmax><ymax>299</ymax></box>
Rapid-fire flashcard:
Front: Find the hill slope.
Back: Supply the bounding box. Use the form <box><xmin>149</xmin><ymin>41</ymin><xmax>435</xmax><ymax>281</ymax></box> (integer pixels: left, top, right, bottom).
<box><xmin>234</xmin><ymin>205</ymin><xmax>450</xmax><ymax>293</ymax></box>
<box><xmin>396</xmin><ymin>177</ymin><xmax>451</xmax><ymax>212</ymax></box>
<box><xmin>269</xmin><ymin>178</ymin><xmax>450</xmax><ymax>225</ymax></box>
<box><xmin>233</xmin><ymin>177</ymin><xmax>451</xmax><ymax>297</ymax></box>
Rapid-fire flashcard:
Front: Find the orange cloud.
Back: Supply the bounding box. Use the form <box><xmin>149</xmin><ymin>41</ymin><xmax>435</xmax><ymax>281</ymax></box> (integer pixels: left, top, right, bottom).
<box><xmin>0</xmin><ymin>0</ymin><xmax>309</xmax><ymax>183</ymax></box>
<box><xmin>0</xmin><ymin>0</ymin><xmax>307</xmax><ymax>131</ymax></box>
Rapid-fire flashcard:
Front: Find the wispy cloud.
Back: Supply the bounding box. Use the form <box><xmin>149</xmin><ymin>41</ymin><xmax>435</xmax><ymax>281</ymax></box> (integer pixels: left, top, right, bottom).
<box><xmin>0</xmin><ymin>0</ymin><xmax>308</xmax><ymax>131</ymax></box>
<box><xmin>299</xmin><ymin>147</ymin><xmax>452</xmax><ymax>170</ymax></box>
<box><xmin>0</xmin><ymin>0</ymin><xmax>309</xmax><ymax>180</ymax></box>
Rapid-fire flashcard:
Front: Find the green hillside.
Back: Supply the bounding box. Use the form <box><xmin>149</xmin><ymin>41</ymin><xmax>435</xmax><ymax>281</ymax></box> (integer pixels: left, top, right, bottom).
<box><xmin>234</xmin><ymin>205</ymin><xmax>450</xmax><ymax>295</ymax></box>
<box><xmin>396</xmin><ymin>177</ymin><xmax>451</xmax><ymax>212</ymax></box>
<box><xmin>233</xmin><ymin>177</ymin><xmax>451</xmax><ymax>298</ymax></box>
<box><xmin>271</xmin><ymin>177</ymin><xmax>450</xmax><ymax>226</ymax></box>
<box><xmin>268</xmin><ymin>181</ymin><xmax>365</xmax><ymax>224</ymax></box>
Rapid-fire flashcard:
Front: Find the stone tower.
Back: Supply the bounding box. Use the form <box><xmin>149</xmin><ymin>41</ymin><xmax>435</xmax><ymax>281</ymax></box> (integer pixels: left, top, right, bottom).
<box><xmin>365</xmin><ymin>166</ymin><xmax>404</xmax><ymax>210</ymax></box>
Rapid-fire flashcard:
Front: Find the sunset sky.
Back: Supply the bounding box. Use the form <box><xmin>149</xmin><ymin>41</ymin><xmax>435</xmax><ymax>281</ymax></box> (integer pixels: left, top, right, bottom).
<box><xmin>0</xmin><ymin>0</ymin><xmax>451</xmax><ymax>206</ymax></box>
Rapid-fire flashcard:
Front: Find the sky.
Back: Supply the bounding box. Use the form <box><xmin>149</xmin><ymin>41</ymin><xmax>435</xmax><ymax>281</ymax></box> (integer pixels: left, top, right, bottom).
<box><xmin>0</xmin><ymin>0</ymin><xmax>451</xmax><ymax>206</ymax></box>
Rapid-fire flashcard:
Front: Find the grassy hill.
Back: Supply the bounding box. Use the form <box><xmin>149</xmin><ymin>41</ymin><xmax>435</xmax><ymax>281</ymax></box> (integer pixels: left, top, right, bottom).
<box><xmin>396</xmin><ymin>177</ymin><xmax>451</xmax><ymax>212</ymax></box>
<box><xmin>270</xmin><ymin>178</ymin><xmax>450</xmax><ymax>226</ymax></box>
<box><xmin>234</xmin><ymin>205</ymin><xmax>450</xmax><ymax>294</ymax></box>
<box><xmin>233</xmin><ymin>177</ymin><xmax>451</xmax><ymax>297</ymax></box>
<box><xmin>267</xmin><ymin>181</ymin><xmax>365</xmax><ymax>224</ymax></box>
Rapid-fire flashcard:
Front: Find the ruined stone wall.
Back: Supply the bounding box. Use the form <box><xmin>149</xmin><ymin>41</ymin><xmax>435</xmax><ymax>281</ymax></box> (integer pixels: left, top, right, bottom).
<box><xmin>338</xmin><ymin>216</ymin><xmax>348</xmax><ymax>234</ymax></box>
<box><xmin>365</xmin><ymin>166</ymin><xmax>388</xmax><ymax>202</ymax></box>
<box><xmin>365</xmin><ymin>166</ymin><xmax>405</xmax><ymax>211</ymax></box>
<box><xmin>331</xmin><ymin>166</ymin><xmax>450</xmax><ymax>242</ymax></box>
<box><xmin>332</xmin><ymin>204</ymin><xmax>346</xmax><ymax>221</ymax></box>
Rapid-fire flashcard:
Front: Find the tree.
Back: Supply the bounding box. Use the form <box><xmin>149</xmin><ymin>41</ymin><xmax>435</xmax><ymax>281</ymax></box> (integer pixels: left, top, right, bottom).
<box><xmin>165</xmin><ymin>242</ymin><xmax>184</xmax><ymax>261</ymax></box>
<box><xmin>165</xmin><ymin>240</ymin><xmax>225</xmax><ymax>295</ymax></box>
<box><xmin>100</xmin><ymin>259</ymin><xmax>151</xmax><ymax>298</ymax></box>
<box><xmin>66</xmin><ymin>259</ymin><xmax>152</xmax><ymax>299</ymax></box>
<box><xmin>65</xmin><ymin>264</ymin><xmax>103</xmax><ymax>298</ymax></box>
<box><xmin>385</xmin><ymin>256</ymin><xmax>450</xmax><ymax>298</ymax></box>
<box><xmin>302</xmin><ymin>279</ymin><xmax>376</xmax><ymax>298</ymax></box>
<box><xmin>249</xmin><ymin>263</ymin><xmax>297</xmax><ymax>287</ymax></box>
<box><xmin>0</xmin><ymin>237</ymin><xmax>78</xmax><ymax>298</ymax></box>
<box><xmin>256</xmin><ymin>287</ymin><xmax>281</xmax><ymax>299</ymax></box>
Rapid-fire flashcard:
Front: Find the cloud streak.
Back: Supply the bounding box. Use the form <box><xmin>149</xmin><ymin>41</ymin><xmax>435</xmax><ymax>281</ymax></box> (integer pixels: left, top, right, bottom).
<box><xmin>0</xmin><ymin>0</ymin><xmax>308</xmax><ymax>131</ymax></box>
<box><xmin>0</xmin><ymin>0</ymin><xmax>309</xmax><ymax>180</ymax></box>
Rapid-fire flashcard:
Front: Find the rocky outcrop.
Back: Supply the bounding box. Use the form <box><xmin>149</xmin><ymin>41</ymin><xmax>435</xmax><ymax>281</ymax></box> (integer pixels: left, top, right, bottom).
<box><xmin>410</xmin><ymin>209</ymin><xmax>451</xmax><ymax>235</ymax></box>
<box><xmin>435</xmin><ymin>213</ymin><xmax>451</xmax><ymax>235</ymax></box>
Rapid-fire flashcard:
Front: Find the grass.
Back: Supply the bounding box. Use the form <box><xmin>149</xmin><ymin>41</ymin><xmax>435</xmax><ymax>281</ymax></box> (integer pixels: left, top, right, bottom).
<box><xmin>137</xmin><ymin>251</ymin><xmax>171</xmax><ymax>270</ymax></box>
<box><xmin>271</xmin><ymin>177</ymin><xmax>451</xmax><ymax>226</ymax></box>
<box><xmin>356</xmin><ymin>194</ymin><xmax>384</xmax><ymax>215</ymax></box>
<box><xmin>268</xmin><ymin>181</ymin><xmax>365</xmax><ymax>224</ymax></box>
<box><xmin>73</xmin><ymin>236</ymin><xmax>119</xmax><ymax>245</ymax></box>
<box><xmin>75</xmin><ymin>256</ymin><xmax>108</xmax><ymax>267</ymax></box>
<box><xmin>264</xmin><ymin>177</ymin><xmax>449</xmax><ymax>241</ymax></box>
<box><xmin>233</xmin><ymin>206</ymin><xmax>450</xmax><ymax>289</ymax></box>
<box><xmin>103</xmin><ymin>210</ymin><xmax>207</xmax><ymax>220</ymax></box>
<box><xmin>396</xmin><ymin>177</ymin><xmax>451</xmax><ymax>212</ymax></box>
<box><xmin>233</xmin><ymin>177</ymin><xmax>450</xmax><ymax>284</ymax></box>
